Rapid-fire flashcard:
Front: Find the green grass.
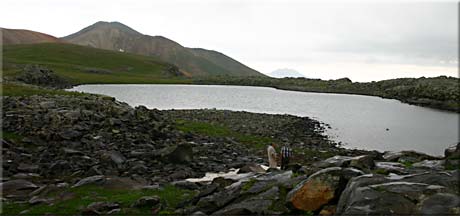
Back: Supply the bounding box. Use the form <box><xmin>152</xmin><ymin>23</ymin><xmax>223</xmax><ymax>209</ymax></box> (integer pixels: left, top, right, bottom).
<box><xmin>175</xmin><ymin>120</ymin><xmax>274</xmax><ymax>150</ymax></box>
<box><xmin>1</xmin><ymin>184</ymin><xmax>195</xmax><ymax>215</ymax></box>
<box><xmin>2</xmin><ymin>83</ymin><xmax>90</xmax><ymax>97</ymax></box>
<box><xmin>402</xmin><ymin>161</ymin><xmax>413</xmax><ymax>168</ymax></box>
<box><xmin>2</xmin><ymin>131</ymin><xmax>24</xmax><ymax>142</ymax></box>
<box><xmin>3</xmin><ymin>43</ymin><xmax>192</xmax><ymax>85</ymax></box>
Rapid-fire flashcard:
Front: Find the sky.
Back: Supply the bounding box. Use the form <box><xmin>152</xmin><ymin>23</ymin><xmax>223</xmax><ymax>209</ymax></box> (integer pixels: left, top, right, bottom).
<box><xmin>1</xmin><ymin>0</ymin><xmax>458</xmax><ymax>82</ymax></box>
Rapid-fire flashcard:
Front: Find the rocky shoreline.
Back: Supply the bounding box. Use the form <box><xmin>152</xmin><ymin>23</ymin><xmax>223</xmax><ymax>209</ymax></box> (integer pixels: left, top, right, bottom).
<box><xmin>2</xmin><ymin>93</ymin><xmax>459</xmax><ymax>215</ymax></box>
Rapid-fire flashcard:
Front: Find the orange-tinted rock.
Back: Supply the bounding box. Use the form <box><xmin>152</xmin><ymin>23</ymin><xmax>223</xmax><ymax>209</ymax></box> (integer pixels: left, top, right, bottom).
<box><xmin>286</xmin><ymin>167</ymin><xmax>363</xmax><ymax>211</ymax></box>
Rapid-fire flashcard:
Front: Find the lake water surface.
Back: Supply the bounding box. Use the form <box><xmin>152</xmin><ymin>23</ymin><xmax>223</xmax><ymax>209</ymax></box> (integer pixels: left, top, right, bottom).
<box><xmin>70</xmin><ymin>84</ymin><xmax>459</xmax><ymax>156</ymax></box>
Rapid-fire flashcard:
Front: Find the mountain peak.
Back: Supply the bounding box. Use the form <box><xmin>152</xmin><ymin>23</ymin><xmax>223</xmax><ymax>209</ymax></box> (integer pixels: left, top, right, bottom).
<box><xmin>63</xmin><ymin>21</ymin><xmax>141</xmax><ymax>40</ymax></box>
<box><xmin>268</xmin><ymin>68</ymin><xmax>305</xmax><ymax>78</ymax></box>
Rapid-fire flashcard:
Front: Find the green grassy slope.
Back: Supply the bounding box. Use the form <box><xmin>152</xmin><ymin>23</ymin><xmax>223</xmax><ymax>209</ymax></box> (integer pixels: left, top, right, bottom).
<box><xmin>3</xmin><ymin>43</ymin><xmax>192</xmax><ymax>84</ymax></box>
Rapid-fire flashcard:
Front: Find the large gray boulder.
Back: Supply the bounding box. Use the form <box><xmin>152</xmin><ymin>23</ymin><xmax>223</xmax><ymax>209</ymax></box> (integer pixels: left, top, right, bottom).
<box><xmin>336</xmin><ymin>170</ymin><xmax>460</xmax><ymax>215</ymax></box>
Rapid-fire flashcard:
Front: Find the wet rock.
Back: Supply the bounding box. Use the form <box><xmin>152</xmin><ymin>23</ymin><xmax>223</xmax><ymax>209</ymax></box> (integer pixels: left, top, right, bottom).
<box><xmin>72</xmin><ymin>175</ymin><xmax>105</xmax><ymax>188</ymax></box>
<box><xmin>131</xmin><ymin>196</ymin><xmax>160</xmax><ymax>208</ymax></box>
<box><xmin>286</xmin><ymin>167</ymin><xmax>364</xmax><ymax>211</ymax></box>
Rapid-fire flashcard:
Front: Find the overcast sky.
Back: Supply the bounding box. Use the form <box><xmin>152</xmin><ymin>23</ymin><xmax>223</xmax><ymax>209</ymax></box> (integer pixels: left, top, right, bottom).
<box><xmin>1</xmin><ymin>0</ymin><xmax>458</xmax><ymax>81</ymax></box>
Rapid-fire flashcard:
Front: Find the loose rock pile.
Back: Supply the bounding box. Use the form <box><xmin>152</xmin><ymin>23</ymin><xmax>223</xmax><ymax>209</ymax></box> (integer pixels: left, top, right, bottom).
<box><xmin>2</xmin><ymin>95</ymin><xmax>259</xmax><ymax>186</ymax></box>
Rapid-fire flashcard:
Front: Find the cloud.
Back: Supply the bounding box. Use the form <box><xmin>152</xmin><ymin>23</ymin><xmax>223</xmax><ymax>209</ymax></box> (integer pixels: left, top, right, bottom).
<box><xmin>0</xmin><ymin>0</ymin><xmax>457</xmax><ymax>80</ymax></box>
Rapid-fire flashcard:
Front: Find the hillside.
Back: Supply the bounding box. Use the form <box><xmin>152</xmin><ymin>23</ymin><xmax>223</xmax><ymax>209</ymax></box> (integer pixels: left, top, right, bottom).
<box><xmin>1</xmin><ymin>28</ymin><xmax>62</xmax><ymax>45</ymax></box>
<box><xmin>3</xmin><ymin>43</ymin><xmax>190</xmax><ymax>84</ymax></box>
<box><xmin>62</xmin><ymin>21</ymin><xmax>264</xmax><ymax>77</ymax></box>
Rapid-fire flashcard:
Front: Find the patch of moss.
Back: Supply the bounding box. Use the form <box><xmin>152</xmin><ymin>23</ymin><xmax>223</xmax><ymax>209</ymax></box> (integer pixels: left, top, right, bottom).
<box><xmin>175</xmin><ymin>120</ymin><xmax>274</xmax><ymax>150</ymax></box>
<box><xmin>241</xmin><ymin>178</ymin><xmax>257</xmax><ymax>192</ymax></box>
<box><xmin>374</xmin><ymin>168</ymin><xmax>389</xmax><ymax>175</ymax></box>
<box><xmin>402</xmin><ymin>161</ymin><xmax>413</xmax><ymax>168</ymax></box>
<box><xmin>1</xmin><ymin>184</ymin><xmax>195</xmax><ymax>215</ymax></box>
<box><xmin>2</xmin><ymin>131</ymin><xmax>24</xmax><ymax>142</ymax></box>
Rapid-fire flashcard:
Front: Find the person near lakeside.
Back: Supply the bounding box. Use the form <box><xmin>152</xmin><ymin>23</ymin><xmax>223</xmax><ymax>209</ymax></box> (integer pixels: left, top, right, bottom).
<box><xmin>280</xmin><ymin>145</ymin><xmax>293</xmax><ymax>170</ymax></box>
<box><xmin>267</xmin><ymin>143</ymin><xmax>278</xmax><ymax>168</ymax></box>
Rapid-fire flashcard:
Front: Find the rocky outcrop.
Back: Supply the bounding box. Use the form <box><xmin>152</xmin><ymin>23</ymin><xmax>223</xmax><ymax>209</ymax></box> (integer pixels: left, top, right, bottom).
<box><xmin>2</xmin><ymin>95</ymin><xmax>261</xmax><ymax>184</ymax></box>
<box><xmin>16</xmin><ymin>65</ymin><xmax>72</xmax><ymax>88</ymax></box>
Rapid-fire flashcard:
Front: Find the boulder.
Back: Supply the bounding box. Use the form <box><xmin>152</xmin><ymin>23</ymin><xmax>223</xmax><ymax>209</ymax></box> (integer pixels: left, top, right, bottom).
<box><xmin>336</xmin><ymin>170</ymin><xmax>460</xmax><ymax>215</ymax></box>
<box><xmin>158</xmin><ymin>143</ymin><xmax>193</xmax><ymax>164</ymax></box>
<box><xmin>383</xmin><ymin>150</ymin><xmax>440</xmax><ymax>163</ymax></box>
<box><xmin>131</xmin><ymin>196</ymin><xmax>160</xmax><ymax>208</ymax></box>
<box><xmin>109</xmin><ymin>151</ymin><xmax>126</xmax><ymax>165</ymax></box>
<box><xmin>196</xmin><ymin>184</ymin><xmax>241</xmax><ymax>214</ymax></box>
<box><xmin>72</xmin><ymin>175</ymin><xmax>105</xmax><ymax>188</ymax></box>
<box><xmin>349</xmin><ymin>155</ymin><xmax>375</xmax><ymax>171</ymax></box>
<box><xmin>312</xmin><ymin>155</ymin><xmax>354</xmax><ymax>168</ymax></box>
<box><xmin>285</xmin><ymin>167</ymin><xmax>364</xmax><ymax>212</ymax></box>
<box><xmin>212</xmin><ymin>186</ymin><xmax>281</xmax><ymax>215</ymax></box>
<box><xmin>0</xmin><ymin>179</ymin><xmax>39</xmax><ymax>194</ymax></box>
<box><xmin>419</xmin><ymin>193</ymin><xmax>460</xmax><ymax>215</ymax></box>
<box><xmin>86</xmin><ymin>201</ymin><xmax>120</xmax><ymax>212</ymax></box>
<box><xmin>412</xmin><ymin>160</ymin><xmax>444</xmax><ymax>170</ymax></box>
<box><xmin>237</xmin><ymin>163</ymin><xmax>266</xmax><ymax>174</ymax></box>
<box><xmin>444</xmin><ymin>142</ymin><xmax>460</xmax><ymax>158</ymax></box>
<box><xmin>374</xmin><ymin>162</ymin><xmax>407</xmax><ymax>174</ymax></box>
<box><xmin>313</xmin><ymin>155</ymin><xmax>375</xmax><ymax>171</ymax></box>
